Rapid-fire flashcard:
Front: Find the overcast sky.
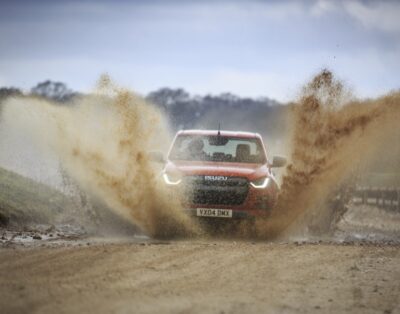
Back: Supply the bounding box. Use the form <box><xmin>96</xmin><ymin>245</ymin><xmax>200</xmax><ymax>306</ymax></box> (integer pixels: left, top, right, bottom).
<box><xmin>0</xmin><ymin>0</ymin><xmax>399</xmax><ymax>102</ymax></box>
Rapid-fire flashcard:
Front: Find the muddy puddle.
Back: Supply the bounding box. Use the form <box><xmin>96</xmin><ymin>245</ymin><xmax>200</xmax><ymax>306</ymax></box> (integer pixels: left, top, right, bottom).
<box><xmin>2</xmin><ymin>203</ymin><xmax>399</xmax><ymax>249</ymax></box>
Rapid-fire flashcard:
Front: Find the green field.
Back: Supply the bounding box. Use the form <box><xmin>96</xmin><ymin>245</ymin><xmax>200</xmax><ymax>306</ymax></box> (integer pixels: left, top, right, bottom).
<box><xmin>0</xmin><ymin>166</ymin><xmax>79</xmax><ymax>226</ymax></box>
<box><xmin>0</xmin><ymin>166</ymin><xmax>139</xmax><ymax>236</ymax></box>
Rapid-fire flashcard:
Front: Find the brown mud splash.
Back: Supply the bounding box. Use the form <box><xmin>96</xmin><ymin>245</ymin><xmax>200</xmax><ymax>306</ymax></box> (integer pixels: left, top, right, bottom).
<box><xmin>2</xmin><ymin>77</ymin><xmax>199</xmax><ymax>238</ymax></box>
<box><xmin>257</xmin><ymin>70</ymin><xmax>400</xmax><ymax>239</ymax></box>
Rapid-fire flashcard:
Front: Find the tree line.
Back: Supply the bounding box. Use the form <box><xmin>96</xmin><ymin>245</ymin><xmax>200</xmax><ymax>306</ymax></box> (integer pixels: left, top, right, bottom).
<box><xmin>0</xmin><ymin>80</ymin><xmax>289</xmax><ymax>140</ymax></box>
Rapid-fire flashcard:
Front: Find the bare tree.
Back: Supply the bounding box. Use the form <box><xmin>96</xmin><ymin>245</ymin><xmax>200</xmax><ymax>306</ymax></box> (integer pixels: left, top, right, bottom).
<box><xmin>31</xmin><ymin>80</ymin><xmax>76</xmax><ymax>103</ymax></box>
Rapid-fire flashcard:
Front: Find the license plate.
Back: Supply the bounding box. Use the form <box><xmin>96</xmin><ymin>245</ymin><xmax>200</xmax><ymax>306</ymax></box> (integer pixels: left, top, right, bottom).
<box><xmin>196</xmin><ymin>208</ymin><xmax>232</xmax><ymax>218</ymax></box>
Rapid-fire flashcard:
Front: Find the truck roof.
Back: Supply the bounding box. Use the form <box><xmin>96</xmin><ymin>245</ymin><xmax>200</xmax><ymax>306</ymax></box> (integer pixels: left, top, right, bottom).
<box><xmin>177</xmin><ymin>129</ymin><xmax>261</xmax><ymax>139</ymax></box>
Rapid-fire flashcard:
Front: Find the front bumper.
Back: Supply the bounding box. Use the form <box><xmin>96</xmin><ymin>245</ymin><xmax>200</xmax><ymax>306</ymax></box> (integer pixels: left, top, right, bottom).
<box><xmin>182</xmin><ymin>184</ymin><xmax>277</xmax><ymax>219</ymax></box>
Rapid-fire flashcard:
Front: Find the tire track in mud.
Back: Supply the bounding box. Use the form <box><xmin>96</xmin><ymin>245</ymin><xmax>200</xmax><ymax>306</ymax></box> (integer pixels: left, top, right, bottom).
<box><xmin>1</xmin><ymin>241</ymin><xmax>399</xmax><ymax>314</ymax></box>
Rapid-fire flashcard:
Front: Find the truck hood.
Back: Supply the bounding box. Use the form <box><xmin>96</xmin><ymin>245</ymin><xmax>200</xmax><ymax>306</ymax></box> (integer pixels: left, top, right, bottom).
<box><xmin>164</xmin><ymin>160</ymin><xmax>268</xmax><ymax>181</ymax></box>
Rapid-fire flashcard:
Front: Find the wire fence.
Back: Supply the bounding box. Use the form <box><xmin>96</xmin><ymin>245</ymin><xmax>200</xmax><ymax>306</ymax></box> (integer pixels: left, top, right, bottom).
<box><xmin>351</xmin><ymin>187</ymin><xmax>400</xmax><ymax>211</ymax></box>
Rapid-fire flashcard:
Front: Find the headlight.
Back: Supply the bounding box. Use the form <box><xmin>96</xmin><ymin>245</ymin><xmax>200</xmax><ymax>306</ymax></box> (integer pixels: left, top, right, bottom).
<box><xmin>250</xmin><ymin>177</ymin><xmax>270</xmax><ymax>189</ymax></box>
<box><xmin>163</xmin><ymin>173</ymin><xmax>182</xmax><ymax>185</ymax></box>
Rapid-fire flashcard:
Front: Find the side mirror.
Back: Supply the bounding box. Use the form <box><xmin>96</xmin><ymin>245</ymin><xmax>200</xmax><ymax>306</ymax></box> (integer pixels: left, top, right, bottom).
<box><xmin>271</xmin><ymin>156</ymin><xmax>287</xmax><ymax>168</ymax></box>
<box><xmin>148</xmin><ymin>151</ymin><xmax>165</xmax><ymax>163</ymax></box>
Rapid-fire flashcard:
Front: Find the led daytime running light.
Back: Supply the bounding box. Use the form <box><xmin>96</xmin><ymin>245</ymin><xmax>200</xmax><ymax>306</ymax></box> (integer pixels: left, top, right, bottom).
<box><xmin>250</xmin><ymin>177</ymin><xmax>270</xmax><ymax>189</ymax></box>
<box><xmin>163</xmin><ymin>173</ymin><xmax>182</xmax><ymax>185</ymax></box>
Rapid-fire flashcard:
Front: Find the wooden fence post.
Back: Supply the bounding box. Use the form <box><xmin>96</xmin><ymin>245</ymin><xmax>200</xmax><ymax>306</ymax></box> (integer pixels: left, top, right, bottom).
<box><xmin>397</xmin><ymin>189</ymin><xmax>400</xmax><ymax>212</ymax></box>
<box><xmin>362</xmin><ymin>188</ymin><xmax>366</xmax><ymax>205</ymax></box>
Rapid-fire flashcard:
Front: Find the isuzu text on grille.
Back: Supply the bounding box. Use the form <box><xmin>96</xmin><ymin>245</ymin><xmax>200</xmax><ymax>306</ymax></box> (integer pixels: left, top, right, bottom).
<box><xmin>205</xmin><ymin>176</ymin><xmax>228</xmax><ymax>181</ymax></box>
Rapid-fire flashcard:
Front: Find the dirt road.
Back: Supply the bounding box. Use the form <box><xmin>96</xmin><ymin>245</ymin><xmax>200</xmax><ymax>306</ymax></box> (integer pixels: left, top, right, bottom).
<box><xmin>1</xmin><ymin>239</ymin><xmax>399</xmax><ymax>314</ymax></box>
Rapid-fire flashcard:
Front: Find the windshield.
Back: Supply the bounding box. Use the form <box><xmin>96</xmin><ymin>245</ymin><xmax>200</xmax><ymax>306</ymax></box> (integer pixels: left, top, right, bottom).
<box><xmin>169</xmin><ymin>135</ymin><xmax>266</xmax><ymax>163</ymax></box>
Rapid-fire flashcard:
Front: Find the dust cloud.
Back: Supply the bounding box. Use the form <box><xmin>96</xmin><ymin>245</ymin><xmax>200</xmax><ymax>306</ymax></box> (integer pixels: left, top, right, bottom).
<box><xmin>1</xmin><ymin>76</ymin><xmax>199</xmax><ymax>238</ymax></box>
<box><xmin>257</xmin><ymin>70</ymin><xmax>400</xmax><ymax>238</ymax></box>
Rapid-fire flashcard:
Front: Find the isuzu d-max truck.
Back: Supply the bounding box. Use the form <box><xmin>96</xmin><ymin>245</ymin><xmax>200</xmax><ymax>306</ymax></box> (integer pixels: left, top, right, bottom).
<box><xmin>155</xmin><ymin>129</ymin><xmax>286</xmax><ymax>220</ymax></box>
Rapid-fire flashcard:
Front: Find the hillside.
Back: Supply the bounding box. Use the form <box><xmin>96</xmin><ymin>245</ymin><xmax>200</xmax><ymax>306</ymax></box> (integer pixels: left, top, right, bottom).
<box><xmin>0</xmin><ymin>167</ymin><xmax>76</xmax><ymax>227</ymax></box>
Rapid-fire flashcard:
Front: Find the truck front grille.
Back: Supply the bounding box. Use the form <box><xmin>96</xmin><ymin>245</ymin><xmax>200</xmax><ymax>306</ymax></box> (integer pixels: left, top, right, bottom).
<box><xmin>184</xmin><ymin>176</ymin><xmax>248</xmax><ymax>206</ymax></box>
